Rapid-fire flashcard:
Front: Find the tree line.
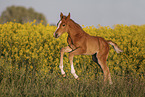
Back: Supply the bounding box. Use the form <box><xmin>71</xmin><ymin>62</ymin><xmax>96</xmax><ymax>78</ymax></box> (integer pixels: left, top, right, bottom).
<box><xmin>0</xmin><ymin>6</ymin><xmax>47</xmax><ymax>25</ymax></box>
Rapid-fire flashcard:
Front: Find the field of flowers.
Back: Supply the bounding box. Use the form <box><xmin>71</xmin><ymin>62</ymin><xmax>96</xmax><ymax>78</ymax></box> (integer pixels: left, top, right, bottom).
<box><xmin>0</xmin><ymin>22</ymin><xmax>145</xmax><ymax>96</ymax></box>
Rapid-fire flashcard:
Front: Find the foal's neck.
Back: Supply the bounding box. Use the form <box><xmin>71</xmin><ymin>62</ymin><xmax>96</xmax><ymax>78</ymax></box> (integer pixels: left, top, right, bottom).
<box><xmin>67</xmin><ymin>19</ymin><xmax>85</xmax><ymax>37</ymax></box>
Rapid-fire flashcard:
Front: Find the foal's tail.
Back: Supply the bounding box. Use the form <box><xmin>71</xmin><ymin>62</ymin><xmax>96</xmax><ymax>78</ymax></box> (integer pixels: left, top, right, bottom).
<box><xmin>107</xmin><ymin>40</ymin><xmax>123</xmax><ymax>53</ymax></box>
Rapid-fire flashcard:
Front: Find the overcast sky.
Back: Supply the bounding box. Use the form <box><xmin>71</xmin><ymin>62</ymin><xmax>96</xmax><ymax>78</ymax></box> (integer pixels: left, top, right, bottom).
<box><xmin>0</xmin><ymin>0</ymin><xmax>145</xmax><ymax>27</ymax></box>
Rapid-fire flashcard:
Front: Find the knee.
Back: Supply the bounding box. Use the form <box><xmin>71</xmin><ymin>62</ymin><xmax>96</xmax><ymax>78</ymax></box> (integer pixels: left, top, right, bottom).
<box><xmin>103</xmin><ymin>67</ymin><xmax>110</xmax><ymax>75</ymax></box>
<box><xmin>60</xmin><ymin>48</ymin><xmax>64</xmax><ymax>53</ymax></box>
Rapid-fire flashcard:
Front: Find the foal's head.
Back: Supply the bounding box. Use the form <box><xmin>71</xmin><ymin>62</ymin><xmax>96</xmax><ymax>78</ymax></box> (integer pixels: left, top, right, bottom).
<box><xmin>54</xmin><ymin>13</ymin><xmax>70</xmax><ymax>38</ymax></box>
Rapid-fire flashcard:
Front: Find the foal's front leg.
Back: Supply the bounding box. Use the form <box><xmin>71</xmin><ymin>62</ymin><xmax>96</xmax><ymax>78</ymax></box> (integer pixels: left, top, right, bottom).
<box><xmin>69</xmin><ymin>48</ymin><xmax>86</xmax><ymax>79</ymax></box>
<box><xmin>60</xmin><ymin>46</ymin><xmax>72</xmax><ymax>77</ymax></box>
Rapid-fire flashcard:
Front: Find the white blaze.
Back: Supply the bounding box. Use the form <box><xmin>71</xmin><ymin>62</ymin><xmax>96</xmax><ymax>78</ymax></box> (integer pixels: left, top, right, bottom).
<box><xmin>56</xmin><ymin>20</ymin><xmax>62</xmax><ymax>30</ymax></box>
<box><xmin>54</xmin><ymin>21</ymin><xmax>62</xmax><ymax>37</ymax></box>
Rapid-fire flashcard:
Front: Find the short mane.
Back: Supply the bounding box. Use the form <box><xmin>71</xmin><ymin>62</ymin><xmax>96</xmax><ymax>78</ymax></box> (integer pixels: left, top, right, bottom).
<box><xmin>69</xmin><ymin>19</ymin><xmax>83</xmax><ymax>30</ymax></box>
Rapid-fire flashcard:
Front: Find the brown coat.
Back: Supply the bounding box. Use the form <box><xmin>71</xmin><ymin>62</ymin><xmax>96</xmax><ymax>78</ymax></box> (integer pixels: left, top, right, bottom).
<box><xmin>54</xmin><ymin>13</ymin><xmax>123</xmax><ymax>84</ymax></box>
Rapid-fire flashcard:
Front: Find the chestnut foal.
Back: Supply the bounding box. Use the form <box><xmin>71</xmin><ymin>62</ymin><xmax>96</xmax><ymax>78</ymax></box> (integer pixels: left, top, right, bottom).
<box><xmin>54</xmin><ymin>13</ymin><xmax>123</xmax><ymax>84</ymax></box>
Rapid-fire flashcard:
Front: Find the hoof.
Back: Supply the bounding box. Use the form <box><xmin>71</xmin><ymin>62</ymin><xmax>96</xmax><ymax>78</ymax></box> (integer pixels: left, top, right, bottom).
<box><xmin>76</xmin><ymin>77</ymin><xmax>79</xmax><ymax>81</ymax></box>
<box><xmin>62</xmin><ymin>74</ymin><xmax>66</xmax><ymax>77</ymax></box>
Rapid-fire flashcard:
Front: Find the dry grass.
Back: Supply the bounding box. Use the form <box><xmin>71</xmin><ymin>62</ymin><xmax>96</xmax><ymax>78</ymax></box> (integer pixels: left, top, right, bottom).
<box><xmin>0</xmin><ymin>61</ymin><xmax>144</xmax><ymax>97</ymax></box>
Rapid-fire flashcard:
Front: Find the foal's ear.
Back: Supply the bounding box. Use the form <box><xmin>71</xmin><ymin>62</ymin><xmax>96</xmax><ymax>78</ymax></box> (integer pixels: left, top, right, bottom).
<box><xmin>66</xmin><ymin>13</ymin><xmax>70</xmax><ymax>20</ymax></box>
<box><xmin>60</xmin><ymin>12</ymin><xmax>63</xmax><ymax>19</ymax></box>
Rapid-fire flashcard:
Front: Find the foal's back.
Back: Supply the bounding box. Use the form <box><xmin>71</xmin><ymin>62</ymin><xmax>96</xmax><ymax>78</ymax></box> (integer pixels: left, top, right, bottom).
<box><xmin>82</xmin><ymin>33</ymin><xmax>109</xmax><ymax>55</ymax></box>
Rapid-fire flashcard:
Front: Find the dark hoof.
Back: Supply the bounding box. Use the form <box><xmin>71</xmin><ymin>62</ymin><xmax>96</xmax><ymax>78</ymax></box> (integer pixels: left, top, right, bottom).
<box><xmin>62</xmin><ymin>74</ymin><xmax>66</xmax><ymax>77</ymax></box>
<box><xmin>76</xmin><ymin>77</ymin><xmax>79</xmax><ymax>81</ymax></box>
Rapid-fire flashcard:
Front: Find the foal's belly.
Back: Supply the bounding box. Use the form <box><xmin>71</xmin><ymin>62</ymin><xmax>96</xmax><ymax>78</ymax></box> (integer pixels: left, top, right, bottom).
<box><xmin>84</xmin><ymin>47</ymin><xmax>98</xmax><ymax>55</ymax></box>
<box><xmin>83</xmin><ymin>51</ymin><xmax>97</xmax><ymax>55</ymax></box>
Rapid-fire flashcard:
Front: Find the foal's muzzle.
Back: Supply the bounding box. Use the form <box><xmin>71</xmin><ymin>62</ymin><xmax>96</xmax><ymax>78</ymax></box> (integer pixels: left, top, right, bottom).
<box><xmin>54</xmin><ymin>33</ymin><xmax>59</xmax><ymax>38</ymax></box>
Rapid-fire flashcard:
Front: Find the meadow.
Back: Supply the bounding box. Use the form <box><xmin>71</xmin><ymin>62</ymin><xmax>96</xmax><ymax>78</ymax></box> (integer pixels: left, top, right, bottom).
<box><xmin>0</xmin><ymin>21</ymin><xmax>145</xmax><ymax>96</ymax></box>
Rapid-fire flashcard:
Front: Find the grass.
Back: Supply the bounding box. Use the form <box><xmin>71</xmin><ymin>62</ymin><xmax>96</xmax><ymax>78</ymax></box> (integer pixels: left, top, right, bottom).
<box><xmin>0</xmin><ymin>62</ymin><xmax>145</xmax><ymax>97</ymax></box>
<box><xmin>1</xmin><ymin>22</ymin><xmax>145</xmax><ymax>96</ymax></box>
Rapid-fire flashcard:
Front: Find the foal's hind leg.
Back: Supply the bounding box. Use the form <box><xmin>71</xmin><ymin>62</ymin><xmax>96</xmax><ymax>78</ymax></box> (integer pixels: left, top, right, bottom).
<box><xmin>97</xmin><ymin>52</ymin><xmax>113</xmax><ymax>84</ymax></box>
<box><xmin>60</xmin><ymin>46</ymin><xmax>72</xmax><ymax>77</ymax></box>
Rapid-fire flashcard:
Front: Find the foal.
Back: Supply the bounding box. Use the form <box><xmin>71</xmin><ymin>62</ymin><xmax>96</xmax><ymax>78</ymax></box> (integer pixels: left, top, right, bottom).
<box><xmin>54</xmin><ymin>13</ymin><xmax>123</xmax><ymax>84</ymax></box>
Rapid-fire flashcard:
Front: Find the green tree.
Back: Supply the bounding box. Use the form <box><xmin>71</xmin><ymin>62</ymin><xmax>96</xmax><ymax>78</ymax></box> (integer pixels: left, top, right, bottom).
<box><xmin>0</xmin><ymin>6</ymin><xmax>47</xmax><ymax>25</ymax></box>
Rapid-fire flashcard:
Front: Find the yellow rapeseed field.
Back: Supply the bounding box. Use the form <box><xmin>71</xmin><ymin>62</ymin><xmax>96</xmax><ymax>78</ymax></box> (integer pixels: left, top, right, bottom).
<box><xmin>1</xmin><ymin>21</ymin><xmax>145</xmax><ymax>78</ymax></box>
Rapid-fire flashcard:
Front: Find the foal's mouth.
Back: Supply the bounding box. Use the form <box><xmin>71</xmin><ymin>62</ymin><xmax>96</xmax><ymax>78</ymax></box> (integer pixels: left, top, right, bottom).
<box><xmin>54</xmin><ymin>33</ymin><xmax>59</xmax><ymax>38</ymax></box>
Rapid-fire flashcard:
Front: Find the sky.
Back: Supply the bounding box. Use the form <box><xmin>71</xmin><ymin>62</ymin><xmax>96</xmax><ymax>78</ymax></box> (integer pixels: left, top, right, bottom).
<box><xmin>0</xmin><ymin>0</ymin><xmax>145</xmax><ymax>27</ymax></box>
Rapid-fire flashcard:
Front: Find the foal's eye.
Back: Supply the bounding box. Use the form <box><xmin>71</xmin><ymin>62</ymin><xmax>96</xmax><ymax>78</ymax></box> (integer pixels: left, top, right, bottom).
<box><xmin>63</xmin><ymin>24</ymin><xmax>65</xmax><ymax>26</ymax></box>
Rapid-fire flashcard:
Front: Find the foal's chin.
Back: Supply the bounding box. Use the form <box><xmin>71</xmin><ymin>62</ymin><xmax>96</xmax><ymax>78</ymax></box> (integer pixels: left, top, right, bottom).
<box><xmin>54</xmin><ymin>36</ymin><xmax>59</xmax><ymax>38</ymax></box>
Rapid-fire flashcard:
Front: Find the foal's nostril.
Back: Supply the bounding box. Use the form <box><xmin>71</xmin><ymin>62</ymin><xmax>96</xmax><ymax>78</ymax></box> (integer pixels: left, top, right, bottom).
<box><xmin>55</xmin><ymin>33</ymin><xmax>58</xmax><ymax>38</ymax></box>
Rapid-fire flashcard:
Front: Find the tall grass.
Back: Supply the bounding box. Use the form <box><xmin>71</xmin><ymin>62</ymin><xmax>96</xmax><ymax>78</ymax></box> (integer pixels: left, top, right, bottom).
<box><xmin>0</xmin><ymin>60</ymin><xmax>144</xmax><ymax>97</ymax></box>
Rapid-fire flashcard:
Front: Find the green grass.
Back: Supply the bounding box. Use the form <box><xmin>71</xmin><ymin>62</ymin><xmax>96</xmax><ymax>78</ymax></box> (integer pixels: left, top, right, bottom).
<box><xmin>0</xmin><ymin>61</ymin><xmax>145</xmax><ymax>97</ymax></box>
